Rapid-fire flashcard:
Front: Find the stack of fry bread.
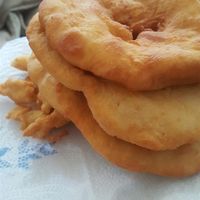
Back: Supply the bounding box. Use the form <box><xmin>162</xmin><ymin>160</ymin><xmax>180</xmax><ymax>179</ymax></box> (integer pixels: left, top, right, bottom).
<box><xmin>1</xmin><ymin>0</ymin><xmax>200</xmax><ymax>177</ymax></box>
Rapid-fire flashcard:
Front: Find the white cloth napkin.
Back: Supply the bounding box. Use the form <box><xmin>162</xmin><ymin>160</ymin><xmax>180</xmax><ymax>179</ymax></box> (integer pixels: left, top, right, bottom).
<box><xmin>1</xmin><ymin>37</ymin><xmax>200</xmax><ymax>200</ymax></box>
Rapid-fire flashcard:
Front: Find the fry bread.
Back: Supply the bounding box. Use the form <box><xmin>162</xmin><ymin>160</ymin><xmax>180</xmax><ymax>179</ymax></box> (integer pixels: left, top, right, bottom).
<box><xmin>1</xmin><ymin>54</ymin><xmax>69</xmax><ymax>142</ymax></box>
<box><xmin>27</xmin><ymin>16</ymin><xmax>200</xmax><ymax>151</ymax></box>
<box><xmin>27</xmin><ymin>57</ymin><xmax>200</xmax><ymax>177</ymax></box>
<box><xmin>39</xmin><ymin>0</ymin><xmax>200</xmax><ymax>91</ymax></box>
<box><xmin>0</xmin><ymin>79</ymin><xmax>37</xmax><ymax>105</ymax></box>
<box><xmin>11</xmin><ymin>55</ymin><xmax>29</xmax><ymax>71</ymax></box>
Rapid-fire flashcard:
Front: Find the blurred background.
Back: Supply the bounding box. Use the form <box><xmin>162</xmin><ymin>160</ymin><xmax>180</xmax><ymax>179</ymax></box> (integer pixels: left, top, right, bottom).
<box><xmin>0</xmin><ymin>0</ymin><xmax>40</xmax><ymax>47</ymax></box>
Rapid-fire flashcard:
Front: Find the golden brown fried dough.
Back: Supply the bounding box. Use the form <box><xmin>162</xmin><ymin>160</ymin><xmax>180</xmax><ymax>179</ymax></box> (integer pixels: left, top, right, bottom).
<box><xmin>27</xmin><ymin>58</ymin><xmax>200</xmax><ymax>177</ymax></box>
<box><xmin>0</xmin><ymin>79</ymin><xmax>37</xmax><ymax>105</ymax></box>
<box><xmin>8</xmin><ymin>105</ymin><xmax>68</xmax><ymax>142</ymax></box>
<box><xmin>11</xmin><ymin>55</ymin><xmax>29</xmax><ymax>71</ymax></box>
<box><xmin>7</xmin><ymin>106</ymin><xmax>43</xmax><ymax>130</ymax></box>
<box><xmin>23</xmin><ymin>110</ymin><xmax>68</xmax><ymax>142</ymax></box>
<box><xmin>2</xmin><ymin>55</ymin><xmax>69</xmax><ymax>142</ymax></box>
<box><xmin>39</xmin><ymin>0</ymin><xmax>200</xmax><ymax>91</ymax></box>
<box><xmin>37</xmin><ymin>92</ymin><xmax>53</xmax><ymax>114</ymax></box>
<box><xmin>27</xmin><ymin>16</ymin><xmax>200</xmax><ymax>151</ymax></box>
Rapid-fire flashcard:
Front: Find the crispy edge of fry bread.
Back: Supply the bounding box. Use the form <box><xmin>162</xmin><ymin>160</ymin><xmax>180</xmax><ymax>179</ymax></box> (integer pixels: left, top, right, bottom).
<box><xmin>24</xmin><ymin>110</ymin><xmax>68</xmax><ymax>142</ymax></box>
<box><xmin>1</xmin><ymin>55</ymin><xmax>69</xmax><ymax>142</ymax></box>
<box><xmin>11</xmin><ymin>55</ymin><xmax>29</xmax><ymax>71</ymax></box>
<box><xmin>37</xmin><ymin>92</ymin><xmax>53</xmax><ymax>114</ymax></box>
<box><xmin>7</xmin><ymin>105</ymin><xmax>68</xmax><ymax>142</ymax></box>
<box><xmin>0</xmin><ymin>79</ymin><xmax>37</xmax><ymax>105</ymax></box>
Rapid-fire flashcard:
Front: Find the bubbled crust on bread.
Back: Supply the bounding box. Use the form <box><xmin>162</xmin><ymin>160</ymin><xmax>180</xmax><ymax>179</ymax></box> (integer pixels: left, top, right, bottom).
<box><xmin>39</xmin><ymin>0</ymin><xmax>200</xmax><ymax>91</ymax></box>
